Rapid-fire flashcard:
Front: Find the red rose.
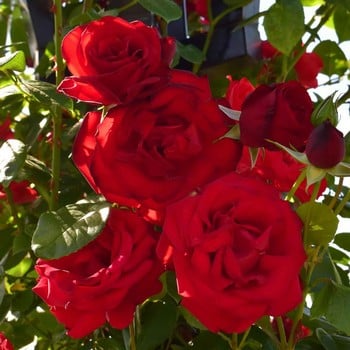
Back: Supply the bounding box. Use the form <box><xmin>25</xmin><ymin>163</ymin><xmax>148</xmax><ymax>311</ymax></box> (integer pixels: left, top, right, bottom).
<box><xmin>305</xmin><ymin>120</ymin><xmax>345</xmax><ymax>168</ymax></box>
<box><xmin>0</xmin><ymin>333</ymin><xmax>14</xmax><ymax>350</ymax></box>
<box><xmin>225</xmin><ymin>76</ymin><xmax>255</xmax><ymax>110</ymax></box>
<box><xmin>239</xmin><ymin>81</ymin><xmax>314</xmax><ymax>151</ymax></box>
<box><xmin>58</xmin><ymin>16</ymin><xmax>176</xmax><ymax>105</ymax></box>
<box><xmin>0</xmin><ymin>117</ymin><xmax>14</xmax><ymax>140</ymax></box>
<box><xmin>73</xmin><ymin>70</ymin><xmax>242</xmax><ymax>221</ymax></box>
<box><xmin>158</xmin><ymin>172</ymin><xmax>306</xmax><ymax>333</ymax></box>
<box><xmin>0</xmin><ymin>181</ymin><xmax>37</xmax><ymax>205</ymax></box>
<box><xmin>33</xmin><ymin>209</ymin><xmax>162</xmax><ymax>338</ymax></box>
<box><xmin>236</xmin><ymin>147</ymin><xmax>327</xmax><ymax>202</ymax></box>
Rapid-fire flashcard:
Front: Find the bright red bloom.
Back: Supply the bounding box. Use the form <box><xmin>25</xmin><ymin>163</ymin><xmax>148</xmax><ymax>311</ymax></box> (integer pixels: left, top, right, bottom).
<box><xmin>58</xmin><ymin>16</ymin><xmax>176</xmax><ymax>105</ymax></box>
<box><xmin>239</xmin><ymin>81</ymin><xmax>314</xmax><ymax>151</ymax></box>
<box><xmin>225</xmin><ymin>76</ymin><xmax>255</xmax><ymax>110</ymax></box>
<box><xmin>33</xmin><ymin>209</ymin><xmax>162</xmax><ymax>338</ymax></box>
<box><xmin>158</xmin><ymin>172</ymin><xmax>306</xmax><ymax>333</ymax></box>
<box><xmin>0</xmin><ymin>181</ymin><xmax>37</xmax><ymax>205</ymax></box>
<box><xmin>72</xmin><ymin>70</ymin><xmax>242</xmax><ymax>222</ymax></box>
<box><xmin>0</xmin><ymin>117</ymin><xmax>14</xmax><ymax>140</ymax></box>
<box><xmin>0</xmin><ymin>333</ymin><xmax>14</xmax><ymax>350</ymax></box>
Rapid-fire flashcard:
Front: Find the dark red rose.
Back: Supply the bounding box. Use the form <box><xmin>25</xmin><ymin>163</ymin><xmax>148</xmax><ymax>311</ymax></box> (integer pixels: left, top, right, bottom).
<box><xmin>225</xmin><ymin>76</ymin><xmax>255</xmax><ymax>110</ymax></box>
<box><xmin>33</xmin><ymin>209</ymin><xmax>162</xmax><ymax>338</ymax></box>
<box><xmin>58</xmin><ymin>16</ymin><xmax>176</xmax><ymax>105</ymax></box>
<box><xmin>0</xmin><ymin>117</ymin><xmax>14</xmax><ymax>140</ymax></box>
<box><xmin>73</xmin><ymin>70</ymin><xmax>242</xmax><ymax>221</ymax></box>
<box><xmin>158</xmin><ymin>172</ymin><xmax>306</xmax><ymax>333</ymax></box>
<box><xmin>305</xmin><ymin>120</ymin><xmax>345</xmax><ymax>168</ymax></box>
<box><xmin>236</xmin><ymin>147</ymin><xmax>327</xmax><ymax>202</ymax></box>
<box><xmin>272</xmin><ymin>317</ymin><xmax>311</xmax><ymax>343</ymax></box>
<box><xmin>0</xmin><ymin>333</ymin><xmax>14</xmax><ymax>350</ymax></box>
<box><xmin>239</xmin><ymin>81</ymin><xmax>314</xmax><ymax>151</ymax></box>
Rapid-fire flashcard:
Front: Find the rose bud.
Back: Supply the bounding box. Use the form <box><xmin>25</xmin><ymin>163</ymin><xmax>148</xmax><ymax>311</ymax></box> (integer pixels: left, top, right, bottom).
<box><xmin>305</xmin><ymin>120</ymin><xmax>345</xmax><ymax>168</ymax></box>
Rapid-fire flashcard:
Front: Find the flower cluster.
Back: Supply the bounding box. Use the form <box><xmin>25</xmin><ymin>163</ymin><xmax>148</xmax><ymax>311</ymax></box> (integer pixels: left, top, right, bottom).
<box><xmin>33</xmin><ymin>15</ymin><xmax>345</xmax><ymax>340</ymax></box>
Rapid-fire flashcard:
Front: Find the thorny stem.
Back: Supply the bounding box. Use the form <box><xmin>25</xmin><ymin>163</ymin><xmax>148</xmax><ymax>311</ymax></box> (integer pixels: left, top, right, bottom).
<box><xmin>50</xmin><ymin>0</ymin><xmax>64</xmax><ymax>210</ymax></box>
<box><xmin>231</xmin><ymin>333</ymin><xmax>238</xmax><ymax>350</ymax></box>
<box><xmin>82</xmin><ymin>0</ymin><xmax>94</xmax><ymax>13</ymax></box>
<box><xmin>285</xmin><ymin>169</ymin><xmax>307</xmax><ymax>202</ymax></box>
<box><xmin>328</xmin><ymin>177</ymin><xmax>344</xmax><ymax>210</ymax></box>
<box><xmin>117</xmin><ymin>0</ymin><xmax>137</xmax><ymax>13</ymax></box>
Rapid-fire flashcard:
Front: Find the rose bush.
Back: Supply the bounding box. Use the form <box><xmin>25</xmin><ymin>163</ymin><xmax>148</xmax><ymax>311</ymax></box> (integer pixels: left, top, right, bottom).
<box><xmin>58</xmin><ymin>16</ymin><xmax>176</xmax><ymax>105</ymax></box>
<box><xmin>158</xmin><ymin>172</ymin><xmax>306</xmax><ymax>333</ymax></box>
<box><xmin>33</xmin><ymin>208</ymin><xmax>162</xmax><ymax>338</ymax></box>
<box><xmin>72</xmin><ymin>70</ymin><xmax>242</xmax><ymax>221</ymax></box>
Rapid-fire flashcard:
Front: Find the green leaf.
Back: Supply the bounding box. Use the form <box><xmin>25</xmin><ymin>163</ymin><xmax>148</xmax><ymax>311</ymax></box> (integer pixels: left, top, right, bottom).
<box><xmin>137</xmin><ymin>0</ymin><xmax>182</xmax><ymax>23</ymax></box>
<box><xmin>334</xmin><ymin>232</ymin><xmax>350</xmax><ymax>250</ymax></box>
<box><xmin>31</xmin><ymin>197</ymin><xmax>111</xmax><ymax>259</ymax></box>
<box><xmin>313</xmin><ymin>40</ymin><xmax>348</xmax><ymax>76</ymax></box>
<box><xmin>137</xmin><ymin>299</ymin><xmax>178</xmax><ymax>350</ymax></box>
<box><xmin>6</xmin><ymin>257</ymin><xmax>32</xmax><ymax>277</ymax></box>
<box><xmin>0</xmin><ymin>51</ymin><xmax>25</xmax><ymax>72</ymax></box>
<box><xmin>185</xmin><ymin>331</ymin><xmax>231</xmax><ymax>350</ymax></box>
<box><xmin>316</xmin><ymin>328</ymin><xmax>338</xmax><ymax>350</ymax></box>
<box><xmin>312</xmin><ymin>281</ymin><xmax>350</xmax><ymax>335</ymax></box>
<box><xmin>20</xmin><ymin>80</ymin><xmax>74</xmax><ymax>112</ymax></box>
<box><xmin>263</xmin><ymin>0</ymin><xmax>305</xmax><ymax>55</ymax></box>
<box><xmin>311</xmin><ymin>93</ymin><xmax>338</xmax><ymax>127</ymax></box>
<box><xmin>176</xmin><ymin>42</ymin><xmax>205</xmax><ymax>65</ymax></box>
<box><xmin>334</xmin><ymin>5</ymin><xmax>350</xmax><ymax>42</ymax></box>
<box><xmin>301</xmin><ymin>0</ymin><xmax>324</xmax><ymax>5</ymax></box>
<box><xmin>0</xmin><ymin>139</ymin><xmax>27</xmax><ymax>187</ymax></box>
<box><xmin>297</xmin><ymin>202</ymin><xmax>338</xmax><ymax>246</ymax></box>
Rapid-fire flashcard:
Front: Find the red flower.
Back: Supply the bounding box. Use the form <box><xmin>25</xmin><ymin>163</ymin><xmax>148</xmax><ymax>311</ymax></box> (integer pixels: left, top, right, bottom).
<box><xmin>261</xmin><ymin>41</ymin><xmax>323</xmax><ymax>88</ymax></box>
<box><xmin>72</xmin><ymin>70</ymin><xmax>242</xmax><ymax>222</ymax></box>
<box><xmin>0</xmin><ymin>333</ymin><xmax>14</xmax><ymax>350</ymax></box>
<box><xmin>158</xmin><ymin>172</ymin><xmax>306</xmax><ymax>333</ymax></box>
<box><xmin>33</xmin><ymin>209</ymin><xmax>162</xmax><ymax>338</ymax></box>
<box><xmin>225</xmin><ymin>76</ymin><xmax>255</xmax><ymax>110</ymax></box>
<box><xmin>239</xmin><ymin>81</ymin><xmax>314</xmax><ymax>151</ymax></box>
<box><xmin>0</xmin><ymin>181</ymin><xmax>37</xmax><ymax>205</ymax></box>
<box><xmin>305</xmin><ymin>120</ymin><xmax>345</xmax><ymax>168</ymax></box>
<box><xmin>236</xmin><ymin>147</ymin><xmax>327</xmax><ymax>202</ymax></box>
<box><xmin>58</xmin><ymin>16</ymin><xmax>176</xmax><ymax>105</ymax></box>
<box><xmin>0</xmin><ymin>117</ymin><xmax>14</xmax><ymax>140</ymax></box>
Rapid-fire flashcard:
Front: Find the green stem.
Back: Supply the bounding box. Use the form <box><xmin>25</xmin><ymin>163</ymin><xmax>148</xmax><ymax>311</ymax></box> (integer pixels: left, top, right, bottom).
<box><xmin>334</xmin><ymin>188</ymin><xmax>350</xmax><ymax>216</ymax></box>
<box><xmin>328</xmin><ymin>177</ymin><xmax>344</xmax><ymax>210</ymax></box>
<box><xmin>82</xmin><ymin>0</ymin><xmax>94</xmax><ymax>13</ymax></box>
<box><xmin>310</xmin><ymin>180</ymin><xmax>321</xmax><ymax>203</ymax></box>
<box><xmin>3</xmin><ymin>186</ymin><xmax>24</xmax><ymax>233</ymax></box>
<box><xmin>276</xmin><ymin>317</ymin><xmax>288</xmax><ymax>349</ymax></box>
<box><xmin>117</xmin><ymin>0</ymin><xmax>137</xmax><ymax>13</ymax></box>
<box><xmin>231</xmin><ymin>333</ymin><xmax>238</xmax><ymax>350</ymax></box>
<box><xmin>50</xmin><ymin>0</ymin><xmax>64</xmax><ymax>211</ymax></box>
<box><xmin>285</xmin><ymin>168</ymin><xmax>306</xmax><ymax>202</ymax></box>
<box><xmin>238</xmin><ymin>327</ymin><xmax>251</xmax><ymax>349</ymax></box>
<box><xmin>129</xmin><ymin>322</ymin><xmax>136</xmax><ymax>350</ymax></box>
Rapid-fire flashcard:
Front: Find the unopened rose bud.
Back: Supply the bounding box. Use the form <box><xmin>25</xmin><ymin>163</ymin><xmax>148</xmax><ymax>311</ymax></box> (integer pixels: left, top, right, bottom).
<box><xmin>305</xmin><ymin>120</ymin><xmax>345</xmax><ymax>168</ymax></box>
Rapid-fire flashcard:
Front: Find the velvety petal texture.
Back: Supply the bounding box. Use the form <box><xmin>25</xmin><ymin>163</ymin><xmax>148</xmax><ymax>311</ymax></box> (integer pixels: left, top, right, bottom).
<box><xmin>33</xmin><ymin>209</ymin><xmax>162</xmax><ymax>338</ymax></box>
<box><xmin>72</xmin><ymin>70</ymin><xmax>242</xmax><ymax>221</ymax></box>
<box><xmin>239</xmin><ymin>81</ymin><xmax>314</xmax><ymax>151</ymax></box>
<box><xmin>58</xmin><ymin>16</ymin><xmax>176</xmax><ymax>105</ymax></box>
<box><xmin>158</xmin><ymin>172</ymin><xmax>306</xmax><ymax>333</ymax></box>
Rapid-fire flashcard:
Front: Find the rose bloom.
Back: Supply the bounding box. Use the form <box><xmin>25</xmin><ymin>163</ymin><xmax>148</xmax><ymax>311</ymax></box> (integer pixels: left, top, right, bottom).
<box><xmin>261</xmin><ymin>41</ymin><xmax>323</xmax><ymax>88</ymax></box>
<box><xmin>239</xmin><ymin>81</ymin><xmax>314</xmax><ymax>151</ymax></box>
<box><xmin>33</xmin><ymin>209</ymin><xmax>162</xmax><ymax>338</ymax></box>
<box><xmin>236</xmin><ymin>147</ymin><xmax>327</xmax><ymax>202</ymax></box>
<box><xmin>225</xmin><ymin>76</ymin><xmax>255</xmax><ymax>110</ymax></box>
<box><xmin>0</xmin><ymin>117</ymin><xmax>14</xmax><ymax>140</ymax></box>
<box><xmin>73</xmin><ymin>70</ymin><xmax>242</xmax><ymax>221</ymax></box>
<box><xmin>0</xmin><ymin>181</ymin><xmax>37</xmax><ymax>205</ymax></box>
<box><xmin>158</xmin><ymin>172</ymin><xmax>306</xmax><ymax>333</ymax></box>
<box><xmin>58</xmin><ymin>16</ymin><xmax>176</xmax><ymax>105</ymax></box>
<box><xmin>0</xmin><ymin>333</ymin><xmax>14</xmax><ymax>350</ymax></box>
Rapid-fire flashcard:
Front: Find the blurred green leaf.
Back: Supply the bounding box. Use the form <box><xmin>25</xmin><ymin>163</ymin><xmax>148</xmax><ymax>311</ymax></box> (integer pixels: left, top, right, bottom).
<box><xmin>0</xmin><ymin>139</ymin><xmax>27</xmax><ymax>187</ymax></box>
<box><xmin>31</xmin><ymin>197</ymin><xmax>111</xmax><ymax>259</ymax></box>
<box><xmin>185</xmin><ymin>331</ymin><xmax>231</xmax><ymax>350</ymax></box>
<box><xmin>0</xmin><ymin>51</ymin><xmax>25</xmax><ymax>72</ymax></box>
<box><xmin>138</xmin><ymin>0</ymin><xmax>182</xmax><ymax>23</ymax></box>
<box><xmin>177</xmin><ymin>42</ymin><xmax>205</xmax><ymax>65</ymax></box>
<box><xmin>316</xmin><ymin>328</ymin><xmax>338</xmax><ymax>350</ymax></box>
<box><xmin>313</xmin><ymin>40</ymin><xmax>348</xmax><ymax>76</ymax></box>
<box><xmin>6</xmin><ymin>257</ymin><xmax>32</xmax><ymax>278</ymax></box>
<box><xmin>297</xmin><ymin>202</ymin><xmax>339</xmax><ymax>246</ymax></box>
<box><xmin>334</xmin><ymin>232</ymin><xmax>350</xmax><ymax>250</ymax></box>
<box><xmin>334</xmin><ymin>5</ymin><xmax>350</xmax><ymax>42</ymax></box>
<box><xmin>264</xmin><ymin>0</ymin><xmax>304</xmax><ymax>55</ymax></box>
